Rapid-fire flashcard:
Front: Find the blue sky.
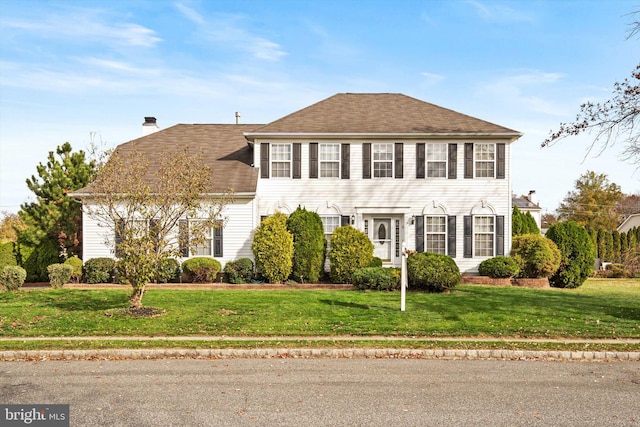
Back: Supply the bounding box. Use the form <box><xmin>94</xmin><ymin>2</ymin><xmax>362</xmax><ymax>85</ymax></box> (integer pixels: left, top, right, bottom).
<box><xmin>1</xmin><ymin>0</ymin><xmax>639</xmax><ymax>215</ymax></box>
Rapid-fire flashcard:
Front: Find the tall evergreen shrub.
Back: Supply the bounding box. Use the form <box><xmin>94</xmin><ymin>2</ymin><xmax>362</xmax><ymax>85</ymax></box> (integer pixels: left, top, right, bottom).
<box><xmin>546</xmin><ymin>221</ymin><xmax>596</xmax><ymax>288</ymax></box>
<box><xmin>252</xmin><ymin>212</ymin><xmax>293</xmax><ymax>283</ymax></box>
<box><xmin>286</xmin><ymin>207</ymin><xmax>325</xmax><ymax>283</ymax></box>
<box><xmin>328</xmin><ymin>225</ymin><xmax>373</xmax><ymax>284</ymax></box>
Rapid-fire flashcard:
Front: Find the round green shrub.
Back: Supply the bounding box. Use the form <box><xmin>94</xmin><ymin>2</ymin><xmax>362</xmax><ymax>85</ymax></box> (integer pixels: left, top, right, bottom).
<box><xmin>252</xmin><ymin>212</ymin><xmax>294</xmax><ymax>283</ymax></box>
<box><xmin>286</xmin><ymin>207</ymin><xmax>326</xmax><ymax>283</ymax></box>
<box><xmin>47</xmin><ymin>263</ymin><xmax>73</xmax><ymax>288</ymax></box>
<box><xmin>328</xmin><ymin>225</ymin><xmax>374</xmax><ymax>284</ymax></box>
<box><xmin>64</xmin><ymin>256</ymin><xmax>83</xmax><ymax>283</ymax></box>
<box><xmin>181</xmin><ymin>257</ymin><xmax>222</xmax><ymax>283</ymax></box>
<box><xmin>224</xmin><ymin>258</ymin><xmax>254</xmax><ymax>284</ymax></box>
<box><xmin>478</xmin><ymin>256</ymin><xmax>520</xmax><ymax>278</ymax></box>
<box><xmin>83</xmin><ymin>257</ymin><xmax>116</xmax><ymax>284</ymax></box>
<box><xmin>546</xmin><ymin>221</ymin><xmax>596</xmax><ymax>288</ymax></box>
<box><xmin>155</xmin><ymin>258</ymin><xmax>180</xmax><ymax>283</ymax></box>
<box><xmin>0</xmin><ymin>265</ymin><xmax>27</xmax><ymax>291</ymax></box>
<box><xmin>407</xmin><ymin>252</ymin><xmax>460</xmax><ymax>292</ymax></box>
<box><xmin>17</xmin><ymin>238</ymin><xmax>60</xmax><ymax>282</ymax></box>
<box><xmin>510</xmin><ymin>234</ymin><xmax>561</xmax><ymax>278</ymax></box>
<box><xmin>352</xmin><ymin>267</ymin><xmax>400</xmax><ymax>291</ymax></box>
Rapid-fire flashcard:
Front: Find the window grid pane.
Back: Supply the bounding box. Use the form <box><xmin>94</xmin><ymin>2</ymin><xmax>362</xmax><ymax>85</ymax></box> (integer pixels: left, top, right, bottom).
<box><xmin>373</xmin><ymin>143</ymin><xmax>394</xmax><ymax>178</ymax></box>
<box><xmin>271</xmin><ymin>144</ymin><xmax>291</xmax><ymax>177</ymax></box>
<box><xmin>425</xmin><ymin>216</ymin><xmax>446</xmax><ymax>254</ymax></box>
<box><xmin>191</xmin><ymin>220</ymin><xmax>212</xmax><ymax>256</ymax></box>
<box><xmin>474</xmin><ymin>216</ymin><xmax>494</xmax><ymax>257</ymax></box>
<box><xmin>474</xmin><ymin>143</ymin><xmax>495</xmax><ymax>178</ymax></box>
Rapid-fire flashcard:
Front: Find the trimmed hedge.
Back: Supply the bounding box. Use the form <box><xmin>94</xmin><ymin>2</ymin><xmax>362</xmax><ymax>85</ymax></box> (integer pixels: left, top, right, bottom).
<box><xmin>181</xmin><ymin>257</ymin><xmax>222</xmax><ymax>283</ymax></box>
<box><xmin>155</xmin><ymin>258</ymin><xmax>181</xmax><ymax>283</ymax></box>
<box><xmin>478</xmin><ymin>256</ymin><xmax>520</xmax><ymax>278</ymax></box>
<box><xmin>47</xmin><ymin>263</ymin><xmax>73</xmax><ymax>288</ymax></box>
<box><xmin>286</xmin><ymin>207</ymin><xmax>326</xmax><ymax>283</ymax></box>
<box><xmin>252</xmin><ymin>213</ymin><xmax>294</xmax><ymax>283</ymax></box>
<box><xmin>224</xmin><ymin>258</ymin><xmax>254</xmax><ymax>284</ymax></box>
<box><xmin>510</xmin><ymin>233</ymin><xmax>561</xmax><ymax>278</ymax></box>
<box><xmin>0</xmin><ymin>265</ymin><xmax>27</xmax><ymax>291</ymax></box>
<box><xmin>0</xmin><ymin>241</ymin><xmax>17</xmax><ymax>268</ymax></box>
<box><xmin>83</xmin><ymin>257</ymin><xmax>116</xmax><ymax>284</ymax></box>
<box><xmin>328</xmin><ymin>225</ymin><xmax>374</xmax><ymax>284</ymax></box>
<box><xmin>64</xmin><ymin>256</ymin><xmax>83</xmax><ymax>283</ymax></box>
<box><xmin>407</xmin><ymin>252</ymin><xmax>460</xmax><ymax>292</ymax></box>
<box><xmin>546</xmin><ymin>221</ymin><xmax>596</xmax><ymax>288</ymax></box>
<box><xmin>352</xmin><ymin>267</ymin><xmax>400</xmax><ymax>291</ymax></box>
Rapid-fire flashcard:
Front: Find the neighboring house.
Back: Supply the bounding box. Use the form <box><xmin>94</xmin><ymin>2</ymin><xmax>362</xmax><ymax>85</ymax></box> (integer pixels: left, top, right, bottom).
<box><xmin>75</xmin><ymin>93</ymin><xmax>522</xmax><ymax>274</ymax></box>
<box><xmin>617</xmin><ymin>213</ymin><xmax>640</xmax><ymax>233</ymax></box>
<box><xmin>512</xmin><ymin>190</ymin><xmax>542</xmax><ymax>232</ymax></box>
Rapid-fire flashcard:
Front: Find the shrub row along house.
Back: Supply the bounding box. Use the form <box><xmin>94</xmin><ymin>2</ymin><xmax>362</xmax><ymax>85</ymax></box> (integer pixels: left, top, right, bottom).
<box><xmin>73</xmin><ymin>93</ymin><xmax>522</xmax><ymax>275</ymax></box>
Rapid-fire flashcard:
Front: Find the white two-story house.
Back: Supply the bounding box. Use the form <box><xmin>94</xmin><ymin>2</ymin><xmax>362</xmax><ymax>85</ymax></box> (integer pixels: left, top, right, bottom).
<box><xmin>77</xmin><ymin>93</ymin><xmax>521</xmax><ymax>274</ymax></box>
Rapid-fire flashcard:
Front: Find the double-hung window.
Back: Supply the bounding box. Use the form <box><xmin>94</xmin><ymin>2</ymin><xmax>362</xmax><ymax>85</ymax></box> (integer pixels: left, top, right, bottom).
<box><xmin>320</xmin><ymin>215</ymin><xmax>340</xmax><ymax>240</ymax></box>
<box><xmin>179</xmin><ymin>219</ymin><xmax>223</xmax><ymax>257</ymax></box>
<box><xmin>271</xmin><ymin>144</ymin><xmax>291</xmax><ymax>178</ymax></box>
<box><xmin>373</xmin><ymin>143</ymin><xmax>393</xmax><ymax>178</ymax></box>
<box><xmin>426</xmin><ymin>144</ymin><xmax>447</xmax><ymax>178</ymax></box>
<box><xmin>474</xmin><ymin>143</ymin><xmax>495</xmax><ymax>178</ymax></box>
<box><xmin>320</xmin><ymin>143</ymin><xmax>340</xmax><ymax>178</ymax></box>
<box><xmin>425</xmin><ymin>216</ymin><xmax>447</xmax><ymax>254</ymax></box>
<box><xmin>474</xmin><ymin>216</ymin><xmax>494</xmax><ymax>257</ymax></box>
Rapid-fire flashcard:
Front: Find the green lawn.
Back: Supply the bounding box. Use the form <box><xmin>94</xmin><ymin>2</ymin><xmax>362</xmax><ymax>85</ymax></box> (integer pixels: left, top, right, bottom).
<box><xmin>1</xmin><ymin>279</ymin><xmax>638</xmax><ymax>343</ymax></box>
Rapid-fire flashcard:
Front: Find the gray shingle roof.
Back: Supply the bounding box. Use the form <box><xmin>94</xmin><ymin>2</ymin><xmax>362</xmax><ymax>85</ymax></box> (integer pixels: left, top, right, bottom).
<box><xmin>247</xmin><ymin>93</ymin><xmax>521</xmax><ymax>136</ymax></box>
<box><xmin>76</xmin><ymin>124</ymin><xmax>260</xmax><ymax>195</ymax></box>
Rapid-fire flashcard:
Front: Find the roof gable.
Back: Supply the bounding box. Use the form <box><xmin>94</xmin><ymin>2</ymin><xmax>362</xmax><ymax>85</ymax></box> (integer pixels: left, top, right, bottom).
<box><xmin>248</xmin><ymin>93</ymin><xmax>521</xmax><ymax>136</ymax></box>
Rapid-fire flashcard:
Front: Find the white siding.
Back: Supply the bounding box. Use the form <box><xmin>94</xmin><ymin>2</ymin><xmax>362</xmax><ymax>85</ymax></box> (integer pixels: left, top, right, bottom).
<box><xmin>255</xmin><ymin>138</ymin><xmax>514</xmax><ymax>274</ymax></box>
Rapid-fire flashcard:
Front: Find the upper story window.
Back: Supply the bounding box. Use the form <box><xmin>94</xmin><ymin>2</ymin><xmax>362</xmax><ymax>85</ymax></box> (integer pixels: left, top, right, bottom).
<box><xmin>425</xmin><ymin>215</ymin><xmax>447</xmax><ymax>254</ymax></box>
<box><xmin>320</xmin><ymin>143</ymin><xmax>340</xmax><ymax>178</ymax></box>
<box><xmin>373</xmin><ymin>143</ymin><xmax>394</xmax><ymax>178</ymax></box>
<box><xmin>426</xmin><ymin>144</ymin><xmax>447</xmax><ymax>178</ymax></box>
<box><xmin>474</xmin><ymin>215</ymin><xmax>494</xmax><ymax>257</ymax></box>
<box><xmin>474</xmin><ymin>143</ymin><xmax>495</xmax><ymax>178</ymax></box>
<box><xmin>271</xmin><ymin>143</ymin><xmax>291</xmax><ymax>178</ymax></box>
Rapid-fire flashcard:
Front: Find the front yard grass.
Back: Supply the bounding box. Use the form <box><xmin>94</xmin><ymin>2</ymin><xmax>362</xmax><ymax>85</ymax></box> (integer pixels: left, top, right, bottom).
<box><xmin>1</xmin><ymin>278</ymin><xmax>638</xmax><ymax>351</ymax></box>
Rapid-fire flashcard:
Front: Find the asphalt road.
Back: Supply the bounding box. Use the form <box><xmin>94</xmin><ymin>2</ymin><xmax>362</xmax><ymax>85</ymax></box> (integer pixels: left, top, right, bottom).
<box><xmin>2</xmin><ymin>358</ymin><xmax>639</xmax><ymax>426</ymax></box>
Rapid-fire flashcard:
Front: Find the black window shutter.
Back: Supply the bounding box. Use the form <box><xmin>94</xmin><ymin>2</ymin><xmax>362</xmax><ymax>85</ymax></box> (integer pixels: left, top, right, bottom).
<box><xmin>448</xmin><ymin>143</ymin><xmax>457</xmax><ymax>179</ymax></box>
<box><xmin>416</xmin><ymin>143</ymin><xmax>425</xmax><ymax>179</ymax></box>
<box><xmin>149</xmin><ymin>219</ymin><xmax>160</xmax><ymax>251</ymax></box>
<box><xmin>362</xmin><ymin>143</ymin><xmax>371</xmax><ymax>179</ymax></box>
<box><xmin>464</xmin><ymin>143</ymin><xmax>473</xmax><ymax>179</ymax></box>
<box><xmin>447</xmin><ymin>215</ymin><xmax>456</xmax><ymax>258</ymax></box>
<box><xmin>260</xmin><ymin>215</ymin><xmax>268</xmax><ymax>222</ymax></box>
<box><xmin>213</xmin><ymin>226</ymin><xmax>223</xmax><ymax>257</ymax></box>
<box><xmin>178</xmin><ymin>219</ymin><xmax>189</xmax><ymax>257</ymax></box>
<box><xmin>341</xmin><ymin>144</ymin><xmax>350</xmax><ymax>179</ymax></box>
<box><xmin>309</xmin><ymin>143</ymin><xmax>318</xmax><ymax>178</ymax></box>
<box><xmin>463</xmin><ymin>215</ymin><xmax>472</xmax><ymax>258</ymax></box>
<box><xmin>496</xmin><ymin>143</ymin><xmax>505</xmax><ymax>179</ymax></box>
<box><xmin>496</xmin><ymin>215</ymin><xmax>504</xmax><ymax>256</ymax></box>
<box><xmin>293</xmin><ymin>143</ymin><xmax>301</xmax><ymax>179</ymax></box>
<box><xmin>341</xmin><ymin>215</ymin><xmax>351</xmax><ymax>226</ymax></box>
<box><xmin>395</xmin><ymin>143</ymin><xmax>403</xmax><ymax>179</ymax></box>
<box><xmin>260</xmin><ymin>143</ymin><xmax>269</xmax><ymax>179</ymax></box>
<box><xmin>415</xmin><ymin>216</ymin><xmax>424</xmax><ymax>253</ymax></box>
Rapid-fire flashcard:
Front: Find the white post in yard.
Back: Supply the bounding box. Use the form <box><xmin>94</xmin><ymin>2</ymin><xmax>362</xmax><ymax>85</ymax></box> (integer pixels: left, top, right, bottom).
<box><xmin>401</xmin><ymin>241</ymin><xmax>407</xmax><ymax>311</ymax></box>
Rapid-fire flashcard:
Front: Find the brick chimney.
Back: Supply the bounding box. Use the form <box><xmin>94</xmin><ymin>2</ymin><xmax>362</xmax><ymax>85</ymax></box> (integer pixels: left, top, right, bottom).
<box><xmin>142</xmin><ymin>117</ymin><xmax>159</xmax><ymax>136</ymax></box>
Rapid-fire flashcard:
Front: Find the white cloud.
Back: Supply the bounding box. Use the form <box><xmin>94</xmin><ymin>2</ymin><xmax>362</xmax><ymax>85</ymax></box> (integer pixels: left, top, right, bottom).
<box><xmin>464</xmin><ymin>0</ymin><xmax>535</xmax><ymax>23</ymax></box>
<box><xmin>175</xmin><ymin>2</ymin><xmax>205</xmax><ymax>25</ymax></box>
<box><xmin>1</xmin><ymin>11</ymin><xmax>161</xmax><ymax>47</ymax></box>
<box><xmin>420</xmin><ymin>72</ymin><xmax>446</xmax><ymax>85</ymax></box>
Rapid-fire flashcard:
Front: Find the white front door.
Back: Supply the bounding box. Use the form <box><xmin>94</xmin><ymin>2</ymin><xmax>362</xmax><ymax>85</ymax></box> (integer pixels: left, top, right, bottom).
<box><xmin>366</xmin><ymin>216</ymin><xmax>402</xmax><ymax>266</ymax></box>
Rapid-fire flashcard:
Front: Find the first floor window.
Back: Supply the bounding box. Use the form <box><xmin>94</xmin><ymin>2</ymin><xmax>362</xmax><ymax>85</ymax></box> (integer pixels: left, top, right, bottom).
<box><xmin>425</xmin><ymin>216</ymin><xmax>446</xmax><ymax>254</ymax></box>
<box><xmin>179</xmin><ymin>219</ymin><xmax>223</xmax><ymax>257</ymax></box>
<box><xmin>474</xmin><ymin>216</ymin><xmax>494</xmax><ymax>257</ymax></box>
<box><xmin>321</xmin><ymin>215</ymin><xmax>340</xmax><ymax>239</ymax></box>
<box><xmin>271</xmin><ymin>143</ymin><xmax>291</xmax><ymax>178</ymax></box>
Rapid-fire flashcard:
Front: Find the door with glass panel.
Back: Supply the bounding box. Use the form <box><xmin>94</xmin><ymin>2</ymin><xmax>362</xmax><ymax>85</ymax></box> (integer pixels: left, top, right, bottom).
<box><xmin>372</xmin><ymin>218</ymin><xmax>392</xmax><ymax>262</ymax></box>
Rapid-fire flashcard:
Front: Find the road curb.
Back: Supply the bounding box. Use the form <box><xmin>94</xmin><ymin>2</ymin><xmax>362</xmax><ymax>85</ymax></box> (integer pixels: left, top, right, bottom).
<box><xmin>1</xmin><ymin>348</ymin><xmax>639</xmax><ymax>362</ymax></box>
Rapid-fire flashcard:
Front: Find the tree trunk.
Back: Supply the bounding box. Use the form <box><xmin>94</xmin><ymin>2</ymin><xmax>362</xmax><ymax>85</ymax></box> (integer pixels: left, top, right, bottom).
<box><xmin>129</xmin><ymin>285</ymin><xmax>146</xmax><ymax>309</ymax></box>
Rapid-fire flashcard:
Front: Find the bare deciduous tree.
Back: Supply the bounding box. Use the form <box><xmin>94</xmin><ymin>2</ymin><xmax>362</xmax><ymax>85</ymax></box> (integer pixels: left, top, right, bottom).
<box><xmin>86</xmin><ymin>147</ymin><xmax>231</xmax><ymax>310</ymax></box>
